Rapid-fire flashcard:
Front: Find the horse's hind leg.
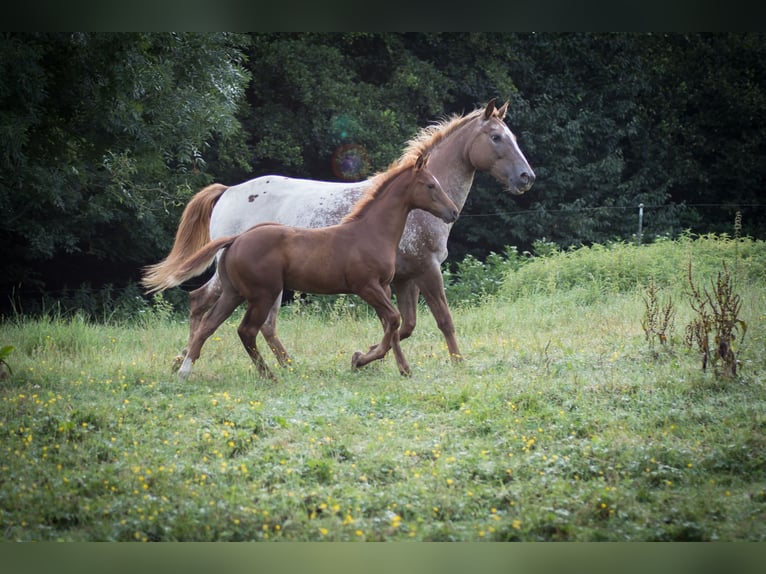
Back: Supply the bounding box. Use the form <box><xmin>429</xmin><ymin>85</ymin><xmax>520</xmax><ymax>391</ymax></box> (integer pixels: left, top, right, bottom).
<box><xmin>238</xmin><ymin>300</ymin><xmax>278</xmax><ymax>382</ymax></box>
<box><xmin>392</xmin><ymin>278</ymin><xmax>420</xmax><ymax>343</ymax></box>
<box><xmin>259</xmin><ymin>291</ymin><xmax>292</xmax><ymax>367</ymax></box>
<box><xmin>178</xmin><ymin>288</ymin><xmax>243</xmax><ymax>380</ymax></box>
<box><xmin>174</xmin><ymin>274</ymin><xmax>223</xmax><ymax>371</ymax></box>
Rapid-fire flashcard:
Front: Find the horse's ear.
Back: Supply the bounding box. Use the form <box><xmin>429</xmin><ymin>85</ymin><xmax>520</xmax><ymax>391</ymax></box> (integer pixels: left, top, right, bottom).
<box><xmin>415</xmin><ymin>153</ymin><xmax>428</xmax><ymax>170</ymax></box>
<box><xmin>497</xmin><ymin>100</ymin><xmax>509</xmax><ymax>119</ymax></box>
<box><xmin>483</xmin><ymin>98</ymin><xmax>497</xmax><ymax>120</ymax></box>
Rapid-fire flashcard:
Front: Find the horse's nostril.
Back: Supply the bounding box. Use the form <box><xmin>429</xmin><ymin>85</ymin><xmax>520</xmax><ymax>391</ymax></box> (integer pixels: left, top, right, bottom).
<box><xmin>519</xmin><ymin>171</ymin><xmax>535</xmax><ymax>189</ymax></box>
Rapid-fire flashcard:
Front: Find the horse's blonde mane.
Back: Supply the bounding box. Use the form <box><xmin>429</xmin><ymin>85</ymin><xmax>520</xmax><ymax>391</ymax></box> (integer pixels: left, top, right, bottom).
<box><xmin>341</xmin><ymin>104</ymin><xmax>493</xmax><ymax>224</ymax></box>
<box><xmin>397</xmin><ymin>107</ymin><xmax>486</xmax><ymax>164</ymax></box>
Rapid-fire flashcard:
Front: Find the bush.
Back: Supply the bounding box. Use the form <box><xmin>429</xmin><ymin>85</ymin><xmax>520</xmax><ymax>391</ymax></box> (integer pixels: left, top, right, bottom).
<box><xmin>500</xmin><ymin>234</ymin><xmax>766</xmax><ymax>303</ymax></box>
<box><xmin>444</xmin><ymin>246</ymin><xmax>530</xmax><ymax>307</ymax></box>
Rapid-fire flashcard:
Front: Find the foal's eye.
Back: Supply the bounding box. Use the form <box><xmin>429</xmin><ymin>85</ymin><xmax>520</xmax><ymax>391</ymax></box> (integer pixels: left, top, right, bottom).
<box><xmin>427</xmin><ymin>183</ymin><xmax>435</xmax><ymax>189</ymax></box>
<box><xmin>491</xmin><ymin>134</ymin><xmax>502</xmax><ymax>142</ymax></box>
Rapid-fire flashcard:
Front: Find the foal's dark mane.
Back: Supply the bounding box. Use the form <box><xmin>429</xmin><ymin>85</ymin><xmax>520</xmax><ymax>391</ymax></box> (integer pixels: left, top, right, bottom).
<box><xmin>341</xmin><ymin>159</ymin><xmax>418</xmax><ymax>224</ymax></box>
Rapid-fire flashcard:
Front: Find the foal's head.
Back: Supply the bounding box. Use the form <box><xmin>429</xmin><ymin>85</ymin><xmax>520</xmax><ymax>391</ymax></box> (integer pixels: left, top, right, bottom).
<box><xmin>409</xmin><ymin>154</ymin><xmax>459</xmax><ymax>223</ymax></box>
<box><xmin>343</xmin><ymin>154</ymin><xmax>458</xmax><ymax>224</ymax></box>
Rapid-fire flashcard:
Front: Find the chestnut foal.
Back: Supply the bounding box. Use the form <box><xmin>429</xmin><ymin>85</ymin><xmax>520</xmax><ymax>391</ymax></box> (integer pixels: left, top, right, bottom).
<box><xmin>152</xmin><ymin>154</ymin><xmax>458</xmax><ymax>381</ymax></box>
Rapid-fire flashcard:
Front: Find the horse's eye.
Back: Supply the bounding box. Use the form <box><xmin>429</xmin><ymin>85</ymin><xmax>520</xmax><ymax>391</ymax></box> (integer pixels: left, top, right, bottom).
<box><xmin>491</xmin><ymin>134</ymin><xmax>502</xmax><ymax>142</ymax></box>
<box><xmin>427</xmin><ymin>183</ymin><xmax>435</xmax><ymax>189</ymax></box>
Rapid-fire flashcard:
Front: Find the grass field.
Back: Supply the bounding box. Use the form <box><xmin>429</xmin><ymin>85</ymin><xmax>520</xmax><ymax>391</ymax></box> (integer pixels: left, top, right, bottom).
<box><xmin>1</xmin><ymin>236</ymin><xmax>765</xmax><ymax>541</ymax></box>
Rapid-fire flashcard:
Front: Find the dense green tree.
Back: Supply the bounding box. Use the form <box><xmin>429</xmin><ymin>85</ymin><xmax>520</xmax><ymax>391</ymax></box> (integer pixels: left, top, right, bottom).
<box><xmin>2</xmin><ymin>33</ymin><xmax>764</xmax><ymax>312</ymax></box>
<box><xmin>241</xmin><ymin>33</ymin><xmax>454</xmax><ymax>179</ymax></box>
<box><xmin>0</xmin><ymin>32</ymin><xmax>251</xmax><ymax>296</ymax></box>
<box><xmin>404</xmin><ymin>33</ymin><xmax>766</xmax><ymax>257</ymax></box>
<box><xmin>639</xmin><ymin>33</ymin><xmax>766</xmax><ymax>238</ymax></box>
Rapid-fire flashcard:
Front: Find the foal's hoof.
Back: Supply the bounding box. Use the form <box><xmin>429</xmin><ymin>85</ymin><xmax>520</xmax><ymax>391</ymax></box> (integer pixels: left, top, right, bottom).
<box><xmin>351</xmin><ymin>351</ymin><xmax>363</xmax><ymax>370</ymax></box>
<box><xmin>171</xmin><ymin>355</ymin><xmax>185</xmax><ymax>373</ymax></box>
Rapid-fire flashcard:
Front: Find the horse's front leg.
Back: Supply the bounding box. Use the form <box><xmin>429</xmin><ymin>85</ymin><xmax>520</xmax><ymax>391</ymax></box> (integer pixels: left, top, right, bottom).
<box><xmin>417</xmin><ymin>266</ymin><xmax>463</xmax><ymax>362</ymax></box>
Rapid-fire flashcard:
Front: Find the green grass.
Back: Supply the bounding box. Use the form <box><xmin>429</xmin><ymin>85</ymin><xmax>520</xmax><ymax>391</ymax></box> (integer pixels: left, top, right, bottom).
<box><xmin>1</xmin><ymin>236</ymin><xmax>765</xmax><ymax>541</ymax></box>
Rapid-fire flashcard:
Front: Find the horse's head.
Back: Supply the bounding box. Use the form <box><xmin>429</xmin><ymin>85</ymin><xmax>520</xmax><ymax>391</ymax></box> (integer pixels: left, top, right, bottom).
<box><xmin>412</xmin><ymin>154</ymin><xmax>459</xmax><ymax>223</ymax></box>
<box><xmin>467</xmin><ymin>99</ymin><xmax>535</xmax><ymax>195</ymax></box>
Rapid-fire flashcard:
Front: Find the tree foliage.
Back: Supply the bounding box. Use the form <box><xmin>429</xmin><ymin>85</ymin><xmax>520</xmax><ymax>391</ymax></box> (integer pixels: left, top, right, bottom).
<box><xmin>2</xmin><ymin>33</ymin><xmax>765</xmax><ymax>309</ymax></box>
<box><xmin>0</xmin><ymin>32</ymin><xmax>251</xmax><ymax>294</ymax></box>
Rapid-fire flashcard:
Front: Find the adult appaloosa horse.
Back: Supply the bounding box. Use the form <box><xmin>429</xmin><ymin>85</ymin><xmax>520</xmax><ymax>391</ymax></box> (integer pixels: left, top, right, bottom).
<box><xmin>143</xmin><ymin>99</ymin><xmax>535</xmax><ymax>368</ymax></box>
<box><xmin>148</xmin><ymin>154</ymin><xmax>458</xmax><ymax>381</ymax></box>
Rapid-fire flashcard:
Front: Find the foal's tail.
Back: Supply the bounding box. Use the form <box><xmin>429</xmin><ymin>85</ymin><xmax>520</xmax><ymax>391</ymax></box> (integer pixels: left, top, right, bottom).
<box><xmin>144</xmin><ymin>236</ymin><xmax>237</xmax><ymax>294</ymax></box>
<box><xmin>141</xmin><ymin>183</ymin><xmax>228</xmax><ymax>293</ymax></box>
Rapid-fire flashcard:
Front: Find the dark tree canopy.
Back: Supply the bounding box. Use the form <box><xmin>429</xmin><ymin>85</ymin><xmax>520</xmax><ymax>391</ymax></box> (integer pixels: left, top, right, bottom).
<box><xmin>1</xmin><ymin>32</ymin><xmax>251</xmax><ymax>294</ymax></box>
<box><xmin>2</xmin><ymin>32</ymin><xmax>764</xmax><ymax>307</ymax></box>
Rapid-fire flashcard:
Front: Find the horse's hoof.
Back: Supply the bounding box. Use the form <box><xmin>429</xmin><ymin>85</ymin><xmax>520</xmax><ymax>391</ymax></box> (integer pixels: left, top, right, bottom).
<box><xmin>399</xmin><ymin>366</ymin><xmax>412</xmax><ymax>377</ymax></box>
<box><xmin>351</xmin><ymin>351</ymin><xmax>362</xmax><ymax>370</ymax></box>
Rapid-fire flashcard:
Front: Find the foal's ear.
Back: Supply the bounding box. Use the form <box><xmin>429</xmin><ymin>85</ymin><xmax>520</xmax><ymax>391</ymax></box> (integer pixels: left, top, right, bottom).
<box><xmin>497</xmin><ymin>100</ymin><xmax>509</xmax><ymax>119</ymax></box>
<box><xmin>483</xmin><ymin>98</ymin><xmax>497</xmax><ymax>119</ymax></box>
<box><xmin>415</xmin><ymin>153</ymin><xmax>428</xmax><ymax>170</ymax></box>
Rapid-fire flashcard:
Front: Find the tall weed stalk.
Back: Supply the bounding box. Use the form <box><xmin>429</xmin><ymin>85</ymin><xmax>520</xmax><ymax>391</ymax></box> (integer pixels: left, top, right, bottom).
<box><xmin>684</xmin><ymin>260</ymin><xmax>747</xmax><ymax>377</ymax></box>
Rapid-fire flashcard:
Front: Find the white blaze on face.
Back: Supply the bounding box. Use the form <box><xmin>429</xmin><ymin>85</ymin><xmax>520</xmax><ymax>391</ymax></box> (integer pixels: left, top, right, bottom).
<box><xmin>505</xmin><ymin>124</ymin><xmax>527</xmax><ymax>163</ymax></box>
<box><xmin>501</xmin><ymin>122</ymin><xmax>534</xmax><ymax>183</ymax></box>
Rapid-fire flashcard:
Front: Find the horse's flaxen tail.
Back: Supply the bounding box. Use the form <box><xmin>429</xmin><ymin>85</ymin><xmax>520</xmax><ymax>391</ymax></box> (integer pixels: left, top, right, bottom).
<box><xmin>144</xmin><ymin>236</ymin><xmax>237</xmax><ymax>294</ymax></box>
<box><xmin>141</xmin><ymin>183</ymin><xmax>229</xmax><ymax>293</ymax></box>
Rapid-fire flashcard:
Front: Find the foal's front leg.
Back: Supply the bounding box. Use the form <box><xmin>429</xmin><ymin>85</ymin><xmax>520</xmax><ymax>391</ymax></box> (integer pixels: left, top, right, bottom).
<box><xmin>352</xmin><ymin>283</ymin><xmax>411</xmax><ymax>375</ymax></box>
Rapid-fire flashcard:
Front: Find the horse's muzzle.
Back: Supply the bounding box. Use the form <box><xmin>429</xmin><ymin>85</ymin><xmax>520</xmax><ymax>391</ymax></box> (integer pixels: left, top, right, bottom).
<box><xmin>508</xmin><ymin>170</ymin><xmax>535</xmax><ymax>195</ymax></box>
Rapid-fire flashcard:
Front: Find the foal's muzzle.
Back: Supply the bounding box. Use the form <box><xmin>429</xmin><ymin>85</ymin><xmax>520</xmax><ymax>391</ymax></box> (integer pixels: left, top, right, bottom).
<box><xmin>442</xmin><ymin>208</ymin><xmax>459</xmax><ymax>224</ymax></box>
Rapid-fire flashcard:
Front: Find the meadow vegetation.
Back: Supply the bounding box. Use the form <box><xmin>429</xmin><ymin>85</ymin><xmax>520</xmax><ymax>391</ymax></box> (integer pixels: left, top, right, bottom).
<box><xmin>1</xmin><ymin>234</ymin><xmax>765</xmax><ymax>541</ymax></box>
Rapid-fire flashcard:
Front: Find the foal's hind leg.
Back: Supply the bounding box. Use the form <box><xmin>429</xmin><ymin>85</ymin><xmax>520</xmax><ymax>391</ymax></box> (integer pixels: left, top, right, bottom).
<box><xmin>388</xmin><ymin>329</ymin><xmax>411</xmax><ymax>377</ymax></box>
<box><xmin>259</xmin><ymin>291</ymin><xmax>292</xmax><ymax>366</ymax></box>
<box><xmin>174</xmin><ymin>274</ymin><xmax>223</xmax><ymax>372</ymax></box>
<box><xmin>238</xmin><ymin>301</ymin><xmax>278</xmax><ymax>382</ymax></box>
<box><xmin>178</xmin><ymin>288</ymin><xmax>243</xmax><ymax>380</ymax></box>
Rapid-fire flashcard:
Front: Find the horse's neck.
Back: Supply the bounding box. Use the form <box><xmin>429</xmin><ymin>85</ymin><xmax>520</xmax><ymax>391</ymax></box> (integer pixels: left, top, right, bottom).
<box><xmin>426</xmin><ymin>124</ymin><xmax>476</xmax><ymax>212</ymax></box>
